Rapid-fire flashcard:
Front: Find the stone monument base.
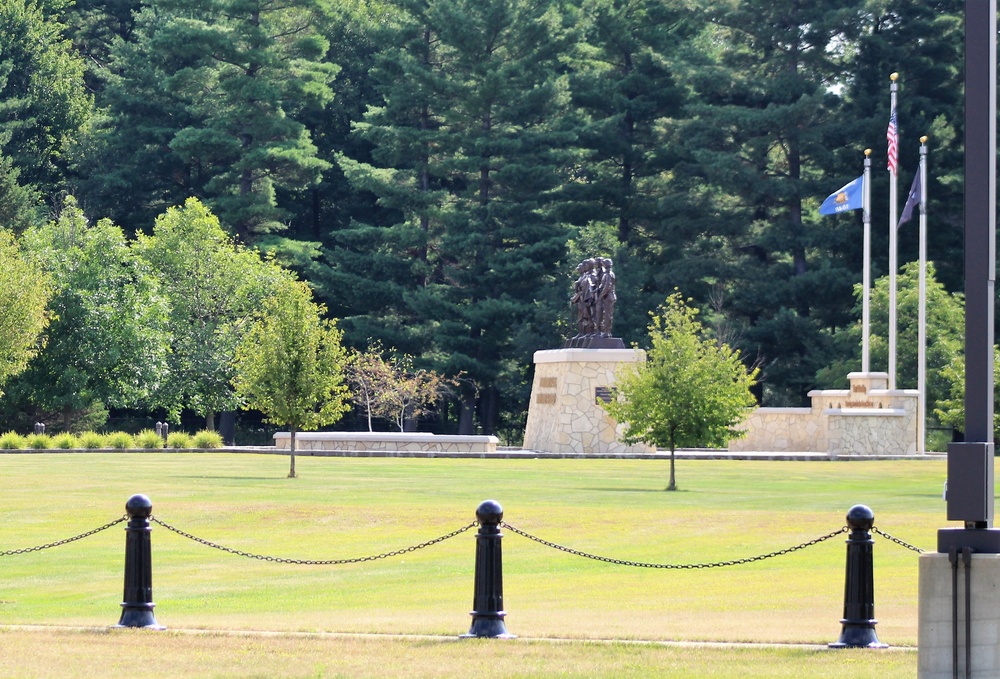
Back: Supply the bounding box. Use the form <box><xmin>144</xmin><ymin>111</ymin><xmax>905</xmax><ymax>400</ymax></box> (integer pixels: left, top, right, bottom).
<box><xmin>729</xmin><ymin>372</ymin><xmax>918</xmax><ymax>456</ymax></box>
<box><xmin>522</xmin><ymin>348</ymin><xmax>653</xmax><ymax>454</ymax></box>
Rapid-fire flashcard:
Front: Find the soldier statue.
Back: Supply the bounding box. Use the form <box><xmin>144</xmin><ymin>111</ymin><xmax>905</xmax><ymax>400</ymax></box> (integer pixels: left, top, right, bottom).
<box><xmin>595</xmin><ymin>257</ymin><xmax>616</xmax><ymax>337</ymax></box>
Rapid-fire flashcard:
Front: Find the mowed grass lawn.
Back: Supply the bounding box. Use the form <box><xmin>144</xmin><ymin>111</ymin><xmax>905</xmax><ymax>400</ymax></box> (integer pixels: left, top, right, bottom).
<box><xmin>0</xmin><ymin>453</ymin><xmax>949</xmax><ymax>677</ymax></box>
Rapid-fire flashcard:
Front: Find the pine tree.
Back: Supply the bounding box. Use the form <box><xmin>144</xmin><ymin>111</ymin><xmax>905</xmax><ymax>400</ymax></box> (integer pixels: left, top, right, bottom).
<box><xmin>566</xmin><ymin>0</ymin><xmax>690</xmax><ymax>244</ymax></box>
<box><xmin>337</xmin><ymin>0</ymin><xmax>574</xmax><ymax>434</ymax></box>
<box><xmin>0</xmin><ymin>0</ymin><xmax>92</xmax><ymax>200</ymax></box>
<box><xmin>673</xmin><ymin>1</ymin><xmax>865</xmax><ymax>405</ymax></box>
<box><xmin>79</xmin><ymin>0</ymin><xmax>337</xmax><ymax>240</ymax></box>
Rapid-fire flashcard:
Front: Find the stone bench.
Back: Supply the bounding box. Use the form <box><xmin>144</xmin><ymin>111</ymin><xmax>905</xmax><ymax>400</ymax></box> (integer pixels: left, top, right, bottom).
<box><xmin>273</xmin><ymin>431</ymin><xmax>499</xmax><ymax>454</ymax></box>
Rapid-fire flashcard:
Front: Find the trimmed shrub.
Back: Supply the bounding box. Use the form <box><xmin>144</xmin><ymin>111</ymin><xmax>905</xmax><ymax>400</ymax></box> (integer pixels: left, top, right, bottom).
<box><xmin>105</xmin><ymin>431</ymin><xmax>134</xmax><ymax>449</ymax></box>
<box><xmin>192</xmin><ymin>430</ymin><xmax>224</xmax><ymax>448</ymax></box>
<box><xmin>134</xmin><ymin>429</ymin><xmax>164</xmax><ymax>448</ymax></box>
<box><xmin>78</xmin><ymin>431</ymin><xmax>106</xmax><ymax>449</ymax></box>
<box><xmin>0</xmin><ymin>431</ymin><xmax>26</xmax><ymax>449</ymax></box>
<box><xmin>25</xmin><ymin>434</ymin><xmax>52</xmax><ymax>449</ymax></box>
<box><xmin>51</xmin><ymin>433</ymin><xmax>79</xmax><ymax>449</ymax></box>
<box><xmin>166</xmin><ymin>432</ymin><xmax>194</xmax><ymax>449</ymax></box>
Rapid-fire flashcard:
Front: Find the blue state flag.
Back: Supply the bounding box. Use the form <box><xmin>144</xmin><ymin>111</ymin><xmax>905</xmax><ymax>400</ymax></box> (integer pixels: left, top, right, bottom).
<box><xmin>819</xmin><ymin>176</ymin><xmax>864</xmax><ymax>215</ymax></box>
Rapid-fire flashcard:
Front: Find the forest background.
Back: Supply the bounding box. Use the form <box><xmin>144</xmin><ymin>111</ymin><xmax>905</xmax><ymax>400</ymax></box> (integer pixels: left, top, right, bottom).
<box><xmin>0</xmin><ymin>0</ymin><xmax>973</xmax><ymax>443</ymax></box>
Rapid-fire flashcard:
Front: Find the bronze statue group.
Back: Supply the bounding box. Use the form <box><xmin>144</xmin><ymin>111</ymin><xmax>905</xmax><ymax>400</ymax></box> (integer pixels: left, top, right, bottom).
<box><xmin>570</xmin><ymin>257</ymin><xmax>616</xmax><ymax>340</ymax></box>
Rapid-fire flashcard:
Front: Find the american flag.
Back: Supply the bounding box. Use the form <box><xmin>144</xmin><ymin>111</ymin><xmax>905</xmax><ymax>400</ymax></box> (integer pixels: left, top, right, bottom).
<box><xmin>886</xmin><ymin>110</ymin><xmax>898</xmax><ymax>175</ymax></box>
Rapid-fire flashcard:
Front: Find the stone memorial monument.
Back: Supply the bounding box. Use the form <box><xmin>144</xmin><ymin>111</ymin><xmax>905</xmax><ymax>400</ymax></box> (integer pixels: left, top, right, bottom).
<box><xmin>522</xmin><ymin>257</ymin><xmax>653</xmax><ymax>454</ymax></box>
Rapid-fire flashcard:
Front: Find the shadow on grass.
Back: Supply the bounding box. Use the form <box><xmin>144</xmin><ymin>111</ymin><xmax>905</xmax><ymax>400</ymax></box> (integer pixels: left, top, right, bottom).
<box><xmin>174</xmin><ymin>475</ymin><xmax>290</xmax><ymax>481</ymax></box>
<box><xmin>579</xmin><ymin>487</ymin><xmax>691</xmax><ymax>493</ymax></box>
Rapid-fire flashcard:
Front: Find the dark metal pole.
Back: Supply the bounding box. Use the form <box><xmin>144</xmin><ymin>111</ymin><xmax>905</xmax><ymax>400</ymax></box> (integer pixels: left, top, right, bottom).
<box><xmin>940</xmin><ymin>0</ymin><xmax>1000</xmax><ymax>554</ymax></box>
<box><xmin>115</xmin><ymin>494</ymin><xmax>165</xmax><ymax>629</ymax></box>
<box><xmin>461</xmin><ymin>500</ymin><xmax>514</xmax><ymax>638</ymax></box>
<box><xmin>829</xmin><ymin>505</ymin><xmax>887</xmax><ymax>649</ymax></box>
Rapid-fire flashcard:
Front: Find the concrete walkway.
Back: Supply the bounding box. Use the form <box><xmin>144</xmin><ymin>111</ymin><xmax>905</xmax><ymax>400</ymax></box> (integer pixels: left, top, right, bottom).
<box><xmin>0</xmin><ymin>624</ymin><xmax>918</xmax><ymax>650</ymax></box>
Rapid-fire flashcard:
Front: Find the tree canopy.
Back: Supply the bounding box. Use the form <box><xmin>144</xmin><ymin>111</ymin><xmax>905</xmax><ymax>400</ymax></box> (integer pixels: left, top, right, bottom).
<box><xmin>602</xmin><ymin>292</ymin><xmax>758</xmax><ymax>489</ymax></box>
<box><xmin>0</xmin><ymin>229</ymin><xmax>50</xmax><ymax>398</ymax></box>
<box><xmin>134</xmin><ymin>198</ymin><xmax>287</xmax><ymax>427</ymax></box>
<box><xmin>233</xmin><ymin>277</ymin><xmax>350</xmax><ymax>476</ymax></box>
<box><xmin>0</xmin><ymin>0</ymin><xmax>980</xmax><ymax>441</ymax></box>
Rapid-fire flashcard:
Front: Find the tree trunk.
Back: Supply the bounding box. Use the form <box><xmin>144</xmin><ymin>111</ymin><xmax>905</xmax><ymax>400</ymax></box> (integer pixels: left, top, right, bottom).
<box><xmin>481</xmin><ymin>386</ymin><xmax>499</xmax><ymax>436</ymax></box>
<box><xmin>458</xmin><ymin>393</ymin><xmax>476</xmax><ymax>435</ymax></box>
<box><xmin>288</xmin><ymin>427</ymin><xmax>297</xmax><ymax>478</ymax></box>
<box><xmin>667</xmin><ymin>436</ymin><xmax>677</xmax><ymax>491</ymax></box>
<box><xmin>205</xmin><ymin>410</ymin><xmax>215</xmax><ymax>431</ymax></box>
<box><xmin>219</xmin><ymin>411</ymin><xmax>235</xmax><ymax>445</ymax></box>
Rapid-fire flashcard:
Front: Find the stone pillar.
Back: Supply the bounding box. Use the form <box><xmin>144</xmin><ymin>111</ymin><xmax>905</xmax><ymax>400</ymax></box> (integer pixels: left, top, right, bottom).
<box><xmin>522</xmin><ymin>348</ymin><xmax>653</xmax><ymax>454</ymax></box>
<box><xmin>919</xmin><ymin>553</ymin><xmax>1000</xmax><ymax>677</ymax></box>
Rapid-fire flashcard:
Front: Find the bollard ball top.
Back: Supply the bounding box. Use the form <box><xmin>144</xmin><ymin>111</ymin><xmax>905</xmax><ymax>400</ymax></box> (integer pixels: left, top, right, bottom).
<box><xmin>476</xmin><ymin>499</ymin><xmax>503</xmax><ymax>524</ymax></box>
<box><xmin>125</xmin><ymin>494</ymin><xmax>153</xmax><ymax>518</ymax></box>
<box><xmin>845</xmin><ymin>504</ymin><xmax>874</xmax><ymax>531</ymax></box>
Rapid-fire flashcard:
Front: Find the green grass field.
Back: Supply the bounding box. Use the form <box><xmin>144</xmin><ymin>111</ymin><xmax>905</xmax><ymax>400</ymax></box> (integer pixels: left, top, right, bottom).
<box><xmin>0</xmin><ymin>453</ymin><xmax>947</xmax><ymax>677</ymax></box>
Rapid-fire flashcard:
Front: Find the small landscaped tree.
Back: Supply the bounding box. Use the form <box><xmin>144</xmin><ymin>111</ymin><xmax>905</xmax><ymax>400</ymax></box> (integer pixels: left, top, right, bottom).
<box><xmin>601</xmin><ymin>292</ymin><xmax>758</xmax><ymax>490</ymax></box>
<box><xmin>345</xmin><ymin>342</ymin><xmax>454</xmax><ymax>432</ymax></box>
<box><xmin>233</xmin><ymin>279</ymin><xmax>351</xmax><ymax>478</ymax></box>
<box><xmin>344</xmin><ymin>342</ymin><xmax>395</xmax><ymax>432</ymax></box>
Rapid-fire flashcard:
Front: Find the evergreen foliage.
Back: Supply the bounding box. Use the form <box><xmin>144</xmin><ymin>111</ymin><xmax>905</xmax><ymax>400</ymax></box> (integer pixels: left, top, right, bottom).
<box><xmin>0</xmin><ymin>0</ymin><xmax>92</xmax><ymax>198</ymax></box>
<box><xmin>337</xmin><ymin>0</ymin><xmax>575</xmax><ymax>433</ymax></box>
<box><xmin>0</xmin><ymin>0</ymin><xmax>977</xmax><ymax>439</ymax></box>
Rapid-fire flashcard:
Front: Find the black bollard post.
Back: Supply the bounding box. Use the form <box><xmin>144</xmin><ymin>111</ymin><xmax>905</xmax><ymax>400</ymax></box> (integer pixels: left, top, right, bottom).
<box><xmin>161</xmin><ymin>422</ymin><xmax>169</xmax><ymax>443</ymax></box>
<box><xmin>115</xmin><ymin>494</ymin><xmax>165</xmax><ymax>629</ymax></box>
<box><xmin>461</xmin><ymin>500</ymin><xmax>515</xmax><ymax>638</ymax></box>
<box><xmin>829</xmin><ymin>504</ymin><xmax>887</xmax><ymax>648</ymax></box>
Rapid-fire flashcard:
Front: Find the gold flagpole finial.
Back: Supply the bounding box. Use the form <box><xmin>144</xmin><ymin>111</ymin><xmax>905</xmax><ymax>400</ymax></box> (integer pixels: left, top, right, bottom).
<box><xmin>890</xmin><ymin>72</ymin><xmax>899</xmax><ymax>82</ymax></box>
<box><xmin>865</xmin><ymin>148</ymin><xmax>872</xmax><ymax>157</ymax></box>
<box><xmin>920</xmin><ymin>135</ymin><xmax>928</xmax><ymax>144</ymax></box>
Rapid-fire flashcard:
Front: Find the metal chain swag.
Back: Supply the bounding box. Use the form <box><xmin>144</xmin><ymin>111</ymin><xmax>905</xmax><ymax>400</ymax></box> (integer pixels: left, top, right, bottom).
<box><xmin>500</xmin><ymin>522</ymin><xmax>850</xmax><ymax>569</ymax></box>
<box><xmin>150</xmin><ymin>516</ymin><xmax>478</xmax><ymax>565</ymax></box>
<box><xmin>0</xmin><ymin>516</ymin><xmax>127</xmax><ymax>556</ymax></box>
<box><xmin>872</xmin><ymin>526</ymin><xmax>926</xmax><ymax>554</ymax></box>
<box><xmin>0</xmin><ymin>516</ymin><xmax>927</xmax><ymax>564</ymax></box>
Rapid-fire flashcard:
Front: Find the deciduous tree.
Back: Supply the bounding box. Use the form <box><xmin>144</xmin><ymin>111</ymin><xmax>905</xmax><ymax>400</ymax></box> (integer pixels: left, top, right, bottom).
<box><xmin>11</xmin><ymin>197</ymin><xmax>168</xmax><ymax>430</ymax></box>
<box><xmin>0</xmin><ymin>229</ymin><xmax>50</xmax><ymax>397</ymax></box>
<box><xmin>233</xmin><ymin>278</ymin><xmax>350</xmax><ymax>478</ymax></box>
<box><xmin>134</xmin><ymin>198</ymin><xmax>287</xmax><ymax>428</ymax></box>
<box><xmin>601</xmin><ymin>292</ymin><xmax>757</xmax><ymax>490</ymax></box>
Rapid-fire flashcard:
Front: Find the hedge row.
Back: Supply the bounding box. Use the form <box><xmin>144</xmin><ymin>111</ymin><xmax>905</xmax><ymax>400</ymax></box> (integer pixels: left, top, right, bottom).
<box><xmin>0</xmin><ymin>429</ymin><xmax>224</xmax><ymax>450</ymax></box>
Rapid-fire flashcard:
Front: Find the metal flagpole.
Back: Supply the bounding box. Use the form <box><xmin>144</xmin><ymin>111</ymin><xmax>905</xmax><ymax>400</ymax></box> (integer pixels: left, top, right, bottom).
<box><xmin>918</xmin><ymin>136</ymin><xmax>928</xmax><ymax>454</ymax></box>
<box><xmin>863</xmin><ymin>150</ymin><xmax>872</xmax><ymax>373</ymax></box>
<box><xmin>888</xmin><ymin>73</ymin><xmax>899</xmax><ymax>390</ymax></box>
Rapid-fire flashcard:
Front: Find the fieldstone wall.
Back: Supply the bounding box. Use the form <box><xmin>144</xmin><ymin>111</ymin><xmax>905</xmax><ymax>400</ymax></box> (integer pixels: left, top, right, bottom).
<box><xmin>729</xmin><ymin>372</ymin><xmax>919</xmax><ymax>456</ymax></box>
<box><xmin>274</xmin><ymin>432</ymin><xmax>499</xmax><ymax>453</ymax></box>
<box><xmin>522</xmin><ymin>348</ymin><xmax>654</xmax><ymax>454</ymax></box>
